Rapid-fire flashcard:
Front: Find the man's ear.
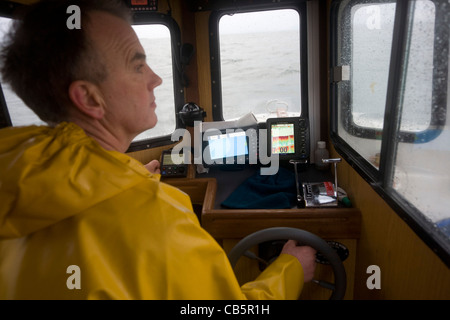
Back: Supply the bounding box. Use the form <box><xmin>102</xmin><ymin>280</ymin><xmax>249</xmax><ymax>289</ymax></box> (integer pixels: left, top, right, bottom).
<box><xmin>68</xmin><ymin>81</ymin><xmax>105</xmax><ymax>120</ymax></box>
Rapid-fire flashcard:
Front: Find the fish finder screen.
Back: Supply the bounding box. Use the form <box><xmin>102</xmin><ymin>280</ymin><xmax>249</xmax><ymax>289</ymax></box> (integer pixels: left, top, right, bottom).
<box><xmin>162</xmin><ymin>153</ymin><xmax>175</xmax><ymax>165</ymax></box>
<box><xmin>207</xmin><ymin>131</ymin><xmax>248</xmax><ymax>161</ymax></box>
<box><xmin>271</xmin><ymin>123</ymin><xmax>295</xmax><ymax>154</ymax></box>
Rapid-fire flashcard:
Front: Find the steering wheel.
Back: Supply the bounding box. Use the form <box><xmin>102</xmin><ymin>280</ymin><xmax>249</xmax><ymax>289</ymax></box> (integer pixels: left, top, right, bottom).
<box><xmin>228</xmin><ymin>227</ymin><xmax>346</xmax><ymax>300</ymax></box>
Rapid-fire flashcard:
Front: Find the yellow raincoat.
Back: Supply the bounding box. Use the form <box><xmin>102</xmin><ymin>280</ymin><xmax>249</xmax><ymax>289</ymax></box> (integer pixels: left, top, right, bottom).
<box><xmin>0</xmin><ymin>122</ymin><xmax>304</xmax><ymax>299</ymax></box>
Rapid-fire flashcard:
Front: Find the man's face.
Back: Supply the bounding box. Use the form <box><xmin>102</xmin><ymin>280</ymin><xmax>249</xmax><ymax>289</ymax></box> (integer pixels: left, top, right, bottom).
<box><xmin>88</xmin><ymin>11</ymin><xmax>162</xmax><ymax>141</ymax></box>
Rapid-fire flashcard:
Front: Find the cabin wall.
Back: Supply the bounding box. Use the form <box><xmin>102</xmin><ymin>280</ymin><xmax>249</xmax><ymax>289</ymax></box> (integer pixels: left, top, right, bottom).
<box><xmin>330</xmin><ymin>147</ymin><xmax>450</xmax><ymax>299</ymax></box>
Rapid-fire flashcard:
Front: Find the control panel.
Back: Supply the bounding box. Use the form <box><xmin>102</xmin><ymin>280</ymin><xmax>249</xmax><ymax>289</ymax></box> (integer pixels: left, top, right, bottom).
<box><xmin>298</xmin><ymin>117</ymin><xmax>310</xmax><ymax>159</ymax></box>
<box><xmin>126</xmin><ymin>0</ymin><xmax>158</xmax><ymax>12</ymax></box>
<box><xmin>160</xmin><ymin>149</ymin><xmax>188</xmax><ymax>178</ymax></box>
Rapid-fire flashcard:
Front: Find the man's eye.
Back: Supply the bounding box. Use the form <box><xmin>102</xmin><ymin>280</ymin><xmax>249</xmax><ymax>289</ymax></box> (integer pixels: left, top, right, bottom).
<box><xmin>136</xmin><ymin>64</ymin><xmax>145</xmax><ymax>72</ymax></box>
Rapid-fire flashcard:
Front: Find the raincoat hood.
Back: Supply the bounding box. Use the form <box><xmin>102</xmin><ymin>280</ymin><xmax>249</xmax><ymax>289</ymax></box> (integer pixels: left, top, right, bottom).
<box><xmin>0</xmin><ymin>122</ymin><xmax>151</xmax><ymax>239</ymax></box>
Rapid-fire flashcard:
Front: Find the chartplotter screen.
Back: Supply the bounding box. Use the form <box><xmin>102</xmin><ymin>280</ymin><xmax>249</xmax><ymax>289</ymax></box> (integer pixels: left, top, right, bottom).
<box><xmin>207</xmin><ymin>131</ymin><xmax>249</xmax><ymax>160</ymax></box>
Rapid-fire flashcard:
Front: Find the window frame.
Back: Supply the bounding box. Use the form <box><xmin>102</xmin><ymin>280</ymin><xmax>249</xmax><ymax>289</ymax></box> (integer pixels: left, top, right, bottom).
<box><xmin>208</xmin><ymin>1</ymin><xmax>309</xmax><ymax>122</ymax></box>
<box><xmin>330</xmin><ymin>0</ymin><xmax>450</xmax><ymax>267</ymax></box>
<box><xmin>0</xmin><ymin>84</ymin><xmax>12</xmax><ymax>127</ymax></box>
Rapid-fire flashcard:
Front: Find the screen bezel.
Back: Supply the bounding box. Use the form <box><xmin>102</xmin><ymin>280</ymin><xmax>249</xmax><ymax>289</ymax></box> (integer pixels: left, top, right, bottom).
<box><xmin>266</xmin><ymin>117</ymin><xmax>309</xmax><ymax>162</ymax></box>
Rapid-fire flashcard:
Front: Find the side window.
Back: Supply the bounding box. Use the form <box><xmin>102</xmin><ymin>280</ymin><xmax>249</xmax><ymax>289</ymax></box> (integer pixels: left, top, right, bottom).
<box><xmin>331</xmin><ymin>0</ymin><xmax>450</xmax><ymax>265</ymax></box>
<box><xmin>210</xmin><ymin>7</ymin><xmax>306</xmax><ymax>122</ymax></box>
<box><xmin>132</xmin><ymin>24</ymin><xmax>176</xmax><ymax>142</ymax></box>
<box><xmin>0</xmin><ymin>16</ymin><xmax>181</xmax><ymax>149</ymax></box>
<box><xmin>334</xmin><ymin>1</ymin><xmax>443</xmax><ymax>166</ymax></box>
<box><xmin>0</xmin><ymin>17</ymin><xmax>45</xmax><ymax>127</ymax></box>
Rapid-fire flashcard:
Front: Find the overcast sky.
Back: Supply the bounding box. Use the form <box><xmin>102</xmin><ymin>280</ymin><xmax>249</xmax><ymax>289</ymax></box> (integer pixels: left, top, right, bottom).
<box><xmin>133</xmin><ymin>9</ymin><xmax>299</xmax><ymax>39</ymax></box>
<box><xmin>219</xmin><ymin>9</ymin><xmax>299</xmax><ymax>34</ymax></box>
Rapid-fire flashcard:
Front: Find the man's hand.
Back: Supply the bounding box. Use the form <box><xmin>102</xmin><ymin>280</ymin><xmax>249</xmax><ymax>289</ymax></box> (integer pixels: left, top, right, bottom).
<box><xmin>144</xmin><ymin>159</ymin><xmax>161</xmax><ymax>174</ymax></box>
<box><xmin>281</xmin><ymin>240</ymin><xmax>317</xmax><ymax>282</ymax></box>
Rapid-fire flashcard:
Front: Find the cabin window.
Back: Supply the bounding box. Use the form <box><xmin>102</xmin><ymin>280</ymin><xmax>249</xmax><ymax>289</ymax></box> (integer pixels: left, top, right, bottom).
<box><xmin>331</xmin><ymin>0</ymin><xmax>450</xmax><ymax>265</ymax></box>
<box><xmin>210</xmin><ymin>5</ymin><xmax>307</xmax><ymax>122</ymax></box>
<box><xmin>128</xmin><ymin>13</ymin><xmax>185</xmax><ymax>151</ymax></box>
<box><xmin>0</xmin><ymin>17</ymin><xmax>45</xmax><ymax>127</ymax></box>
<box><xmin>0</xmin><ymin>14</ymin><xmax>182</xmax><ymax>150</ymax></box>
<box><xmin>132</xmin><ymin>24</ymin><xmax>176</xmax><ymax>142</ymax></box>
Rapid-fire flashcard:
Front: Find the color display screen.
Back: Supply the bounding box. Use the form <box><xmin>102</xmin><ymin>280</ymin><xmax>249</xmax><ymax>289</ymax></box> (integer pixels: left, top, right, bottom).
<box><xmin>271</xmin><ymin>123</ymin><xmax>295</xmax><ymax>154</ymax></box>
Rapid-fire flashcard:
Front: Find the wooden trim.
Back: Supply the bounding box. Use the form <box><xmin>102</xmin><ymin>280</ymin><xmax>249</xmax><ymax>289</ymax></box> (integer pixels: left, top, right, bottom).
<box><xmin>165</xmin><ymin>174</ymin><xmax>361</xmax><ymax>240</ymax></box>
<box><xmin>202</xmin><ymin>207</ymin><xmax>361</xmax><ymax>239</ymax></box>
<box><xmin>164</xmin><ymin>177</ymin><xmax>216</xmax><ymax>206</ymax></box>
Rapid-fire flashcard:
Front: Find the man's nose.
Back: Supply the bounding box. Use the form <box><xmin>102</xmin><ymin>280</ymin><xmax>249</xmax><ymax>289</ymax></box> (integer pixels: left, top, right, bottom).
<box><xmin>148</xmin><ymin>67</ymin><xmax>162</xmax><ymax>90</ymax></box>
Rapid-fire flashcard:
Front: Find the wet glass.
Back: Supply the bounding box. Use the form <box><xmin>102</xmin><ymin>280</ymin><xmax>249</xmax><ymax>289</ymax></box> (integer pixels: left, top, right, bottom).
<box><xmin>392</xmin><ymin>1</ymin><xmax>450</xmax><ymax>237</ymax></box>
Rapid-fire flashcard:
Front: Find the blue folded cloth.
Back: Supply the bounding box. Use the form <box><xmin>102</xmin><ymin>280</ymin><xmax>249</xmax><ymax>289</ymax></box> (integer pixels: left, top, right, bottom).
<box><xmin>221</xmin><ymin>167</ymin><xmax>296</xmax><ymax>209</ymax></box>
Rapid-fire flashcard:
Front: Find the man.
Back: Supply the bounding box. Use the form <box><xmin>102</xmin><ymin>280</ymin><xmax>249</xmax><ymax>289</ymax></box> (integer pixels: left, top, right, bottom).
<box><xmin>0</xmin><ymin>0</ymin><xmax>316</xmax><ymax>299</ymax></box>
